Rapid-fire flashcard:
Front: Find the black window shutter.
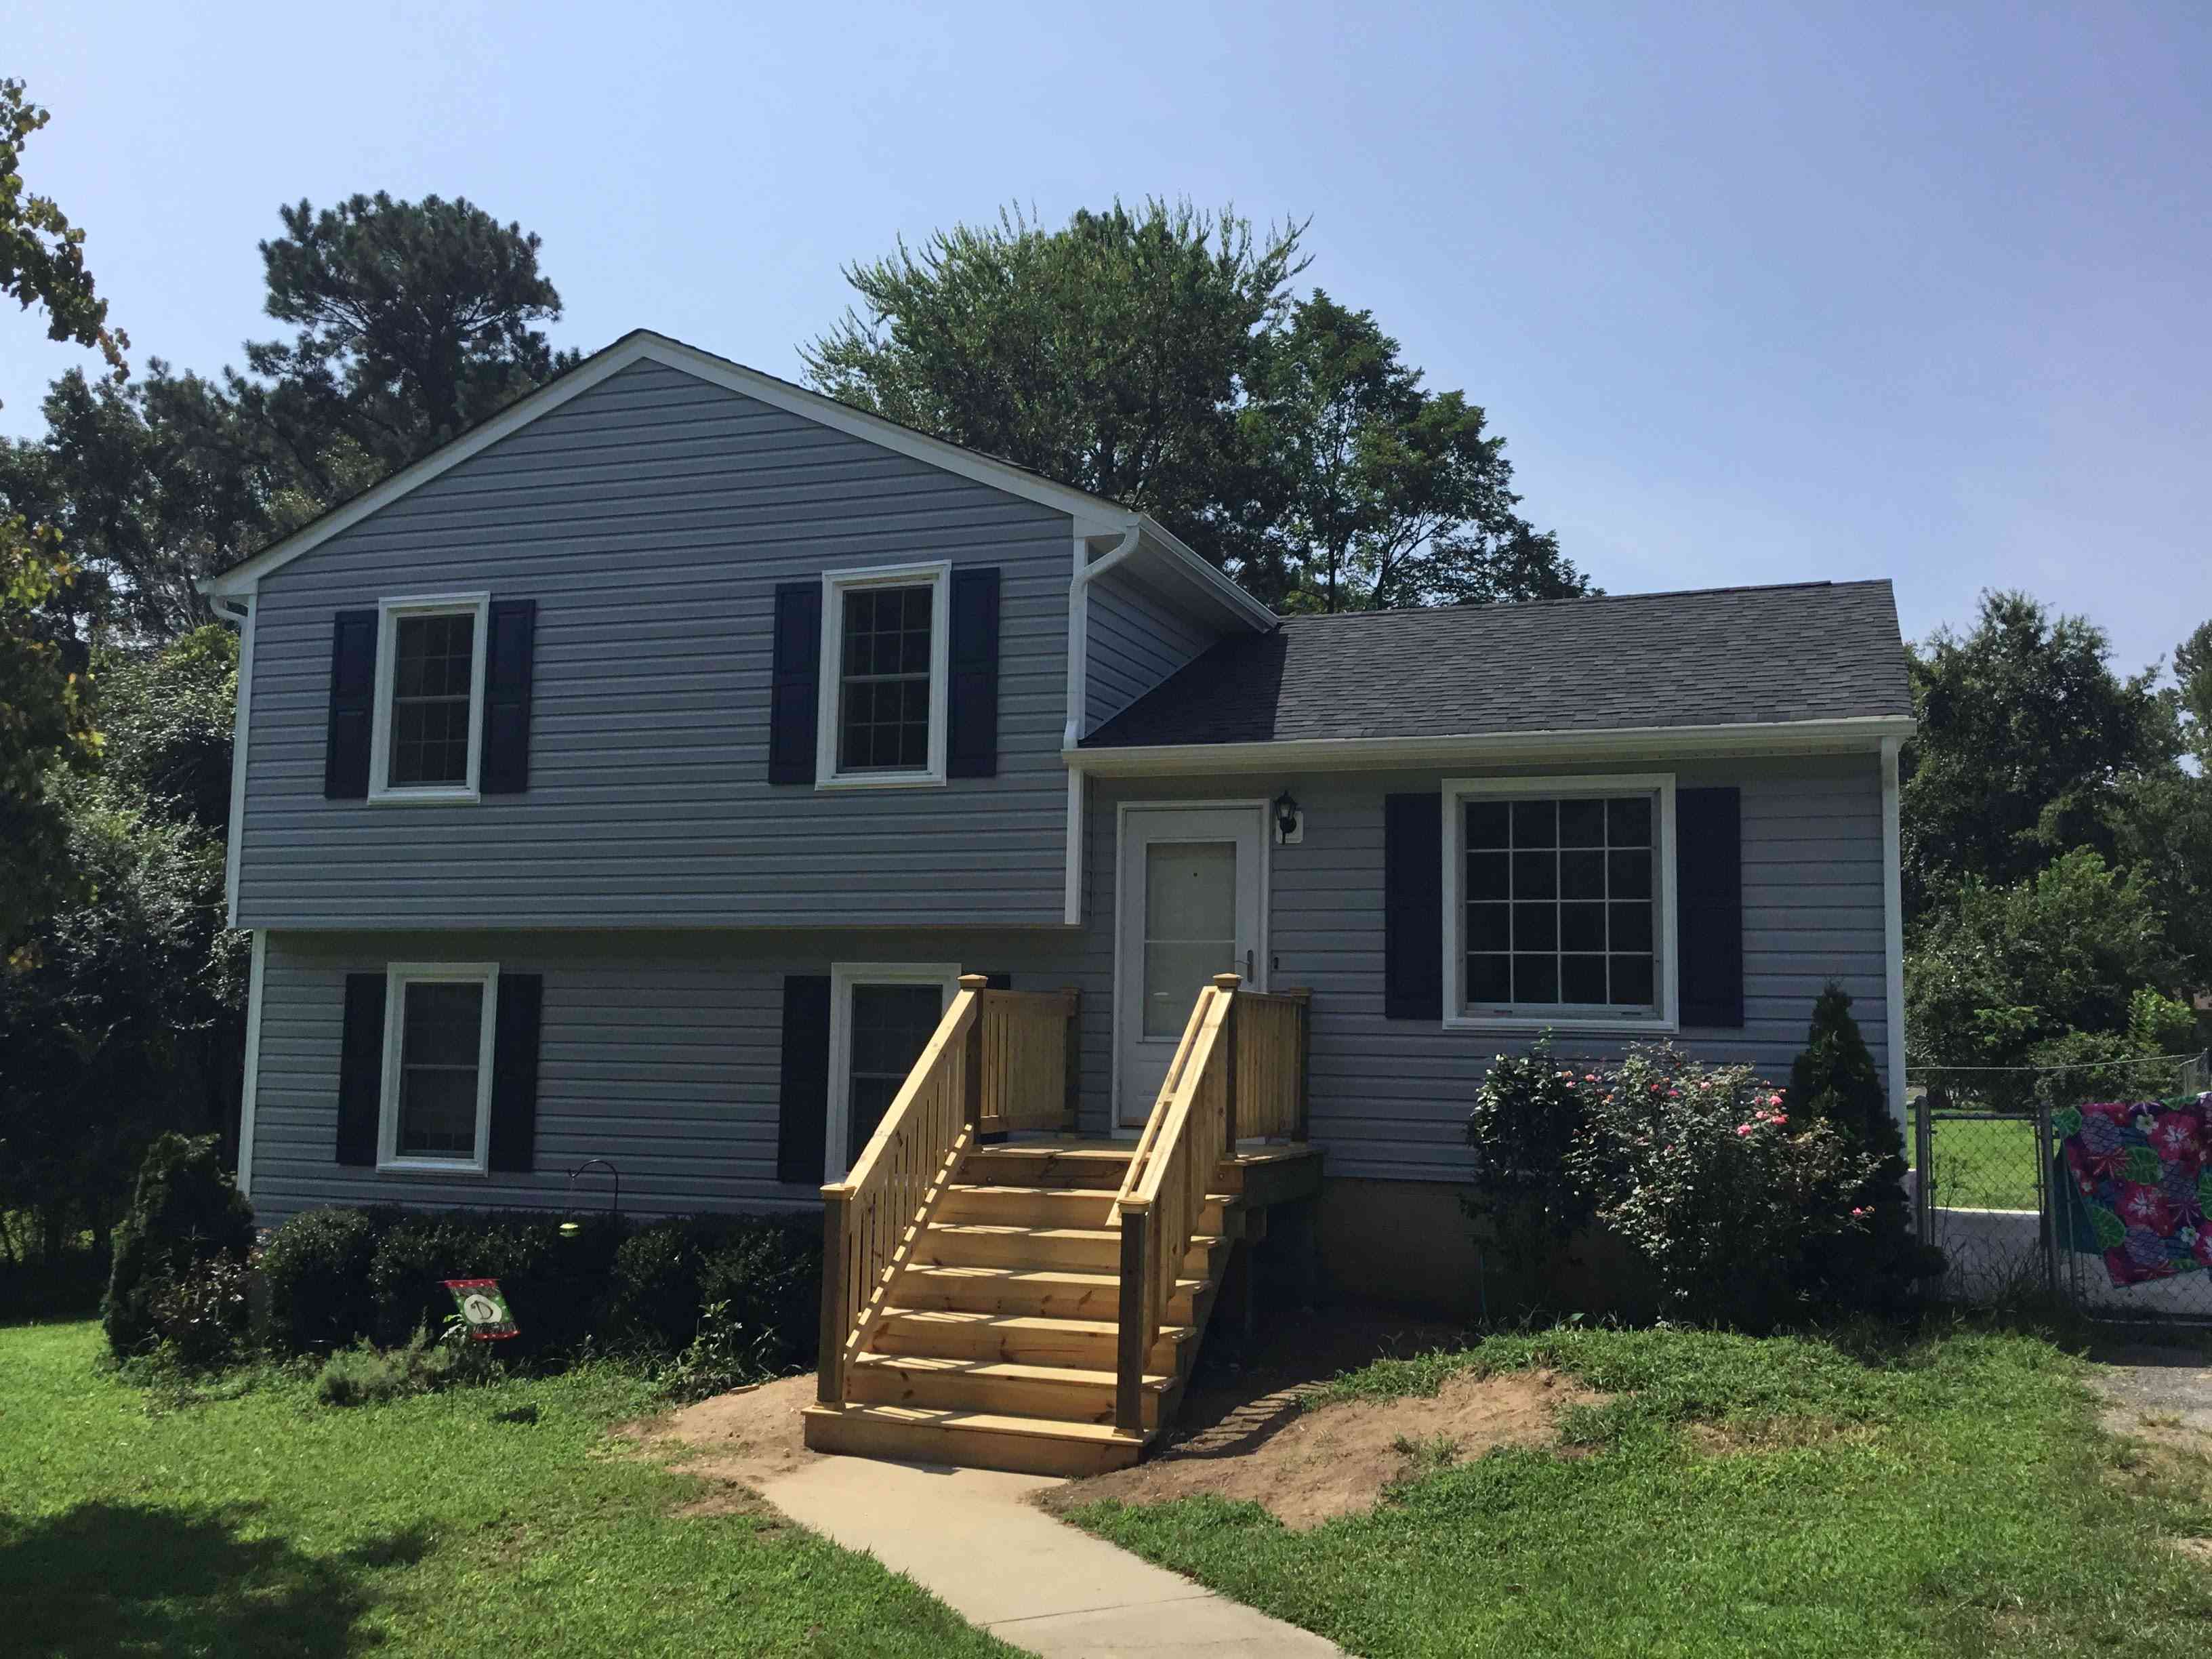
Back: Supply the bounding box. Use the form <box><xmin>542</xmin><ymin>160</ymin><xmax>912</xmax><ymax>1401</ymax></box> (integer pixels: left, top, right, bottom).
<box><xmin>335</xmin><ymin>972</ymin><xmax>386</xmax><ymax>1166</ymax></box>
<box><xmin>1676</xmin><ymin>787</ymin><xmax>1745</xmax><ymax>1028</ymax></box>
<box><xmin>776</xmin><ymin>975</ymin><xmax>834</xmax><ymax>1185</ymax></box>
<box><xmin>480</xmin><ymin>600</ymin><xmax>536</xmax><ymax>795</ymax></box>
<box><xmin>487</xmin><ymin>973</ymin><xmax>544</xmax><ymax>1172</ymax></box>
<box><xmin>1384</xmin><ymin>794</ymin><xmax>1444</xmax><ymax>1020</ymax></box>
<box><xmin>946</xmin><ymin>567</ymin><xmax>1000</xmax><ymax>779</ymax></box>
<box><xmin>982</xmin><ymin>971</ymin><xmax>1014</xmax><ymax>990</ymax></box>
<box><xmin>324</xmin><ymin>609</ymin><xmax>378</xmax><ymax>800</ymax></box>
<box><xmin>769</xmin><ymin>583</ymin><xmax>821</xmax><ymax>785</ymax></box>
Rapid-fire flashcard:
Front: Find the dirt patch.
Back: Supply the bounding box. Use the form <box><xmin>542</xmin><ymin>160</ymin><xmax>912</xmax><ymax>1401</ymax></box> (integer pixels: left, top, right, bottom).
<box><xmin>1044</xmin><ymin>1366</ymin><xmax>1600</xmax><ymax>1532</ymax></box>
<box><xmin>616</xmin><ymin>1372</ymin><xmax>823</xmax><ymax>1504</ymax></box>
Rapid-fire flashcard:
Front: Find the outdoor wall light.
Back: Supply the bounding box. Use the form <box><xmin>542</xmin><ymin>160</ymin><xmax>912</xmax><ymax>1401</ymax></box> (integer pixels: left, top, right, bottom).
<box><xmin>1273</xmin><ymin>788</ymin><xmax>1305</xmax><ymax>845</ymax></box>
<box><xmin>559</xmin><ymin>1158</ymin><xmax>621</xmax><ymax>1238</ymax></box>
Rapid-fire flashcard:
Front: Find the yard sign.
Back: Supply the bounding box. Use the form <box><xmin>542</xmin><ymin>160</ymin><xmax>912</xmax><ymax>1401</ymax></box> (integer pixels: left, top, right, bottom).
<box><xmin>443</xmin><ymin>1278</ymin><xmax>519</xmax><ymax>1340</ymax></box>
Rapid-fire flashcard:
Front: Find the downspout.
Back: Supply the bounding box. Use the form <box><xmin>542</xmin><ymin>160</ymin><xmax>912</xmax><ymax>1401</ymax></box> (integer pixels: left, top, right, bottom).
<box><xmin>1879</xmin><ymin>735</ymin><xmax>1909</xmax><ymax>1136</ymax></box>
<box><xmin>209</xmin><ymin>590</ymin><xmax>260</xmax><ymax>1195</ymax></box>
<box><xmin>1063</xmin><ymin>523</ymin><xmax>1142</xmax><ymax>925</ymax></box>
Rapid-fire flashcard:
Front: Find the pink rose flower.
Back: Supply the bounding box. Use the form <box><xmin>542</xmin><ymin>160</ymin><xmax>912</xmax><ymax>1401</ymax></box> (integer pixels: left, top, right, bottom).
<box><xmin>1735</xmin><ymin>1124</ymin><xmax>1754</xmax><ymax>1137</ymax></box>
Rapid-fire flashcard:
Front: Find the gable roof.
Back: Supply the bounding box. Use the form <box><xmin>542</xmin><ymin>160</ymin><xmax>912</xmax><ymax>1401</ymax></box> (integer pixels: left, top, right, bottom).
<box><xmin>196</xmin><ymin>329</ymin><xmax>1276</xmax><ymax>632</ymax></box>
<box><xmin>1079</xmin><ymin>579</ymin><xmax>1912</xmax><ymax>760</ymax></box>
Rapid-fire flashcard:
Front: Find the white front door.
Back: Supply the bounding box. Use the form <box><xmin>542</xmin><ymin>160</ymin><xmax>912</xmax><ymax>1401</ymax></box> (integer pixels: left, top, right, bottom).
<box><xmin>1114</xmin><ymin>804</ymin><xmax>1267</xmax><ymax>1128</ymax></box>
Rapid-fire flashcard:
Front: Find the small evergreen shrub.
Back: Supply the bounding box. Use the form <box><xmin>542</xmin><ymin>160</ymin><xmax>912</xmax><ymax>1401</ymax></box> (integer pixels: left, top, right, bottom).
<box><xmin>103</xmin><ymin>1133</ymin><xmax>255</xmax><ymax>1359</ymax></box>
<box><xmin>1788</xmin><ymin>984</ymin><xmax>1944</xmax><ymax>1309</ymax></box>
<box><xmin>315</xmin><ymin>1327</ymin><xmax>470</xmax><ymax>1407</ymax></box>
<box><xmin>1460</xmin><ymin>1041</ymin><xmax>1600</xmax><ymax>1271</ymax></box>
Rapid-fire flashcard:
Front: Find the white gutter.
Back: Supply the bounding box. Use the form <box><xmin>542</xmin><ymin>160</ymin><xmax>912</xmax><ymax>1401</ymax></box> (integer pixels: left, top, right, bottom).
<box><xmin>1069</xmin><ymin>715</ymin><xmax>1918</xmax><ymax>777</ymax></box>
<box><xmin>1061</xmin><ymin>523</ymin><xmax>1143</xmax><ymax>925</ymax></box>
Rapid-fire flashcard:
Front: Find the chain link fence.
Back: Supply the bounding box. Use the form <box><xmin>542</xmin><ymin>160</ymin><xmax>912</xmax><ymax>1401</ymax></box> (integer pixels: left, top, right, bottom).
<box><xmin>1911</xmin><ymin>1050</ymin><xmax>2212</xmax><ymax>1322</ymax></box>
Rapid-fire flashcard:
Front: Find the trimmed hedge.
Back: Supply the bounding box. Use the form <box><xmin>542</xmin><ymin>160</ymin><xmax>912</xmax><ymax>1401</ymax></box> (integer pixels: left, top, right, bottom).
<box><xmin>259</xmin><ymin>1205</ymin><xmax>821</xmax><ymax>1368</ymax></box>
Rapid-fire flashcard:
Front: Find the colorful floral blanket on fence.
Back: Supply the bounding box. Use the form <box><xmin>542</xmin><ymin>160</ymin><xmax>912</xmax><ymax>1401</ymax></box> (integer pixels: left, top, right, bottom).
<box><xmin>2055</xmin><ymin>1094</ymin><xmax>2212</xmax><ymax>1288</ymax></box>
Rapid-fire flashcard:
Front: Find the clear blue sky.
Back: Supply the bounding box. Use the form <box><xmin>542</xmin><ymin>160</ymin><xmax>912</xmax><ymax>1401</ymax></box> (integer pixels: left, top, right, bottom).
<box><xmin>7</xmin><ymin>1</ymin><xmax>2207</xmax><ymax>673</ymax></box>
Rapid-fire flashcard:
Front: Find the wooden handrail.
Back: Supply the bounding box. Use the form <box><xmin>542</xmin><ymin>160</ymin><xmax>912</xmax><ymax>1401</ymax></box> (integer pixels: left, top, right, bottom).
<box><xmin>817</xmin><ymin>975</ymin><xmax>986</xmax><ymax>1406</ymax></box>
<box><xmin>1107</xmin><ymin>977</ymin><xmax>1315</xmax><ymax>1433</ymax></box>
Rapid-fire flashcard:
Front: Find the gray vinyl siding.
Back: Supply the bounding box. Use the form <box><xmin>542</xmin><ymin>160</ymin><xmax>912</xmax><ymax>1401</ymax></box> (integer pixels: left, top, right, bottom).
<box><xmin>245</xmin><ymin>754</ymin><xmax>1892</xmax><ymax>1222</ymax></box>
<box><xmin>246</xmin><ymin>928</ymin><xmax>1108</xmax><ymax>1226</ymax></box>
<box><xmin>1084</xmin><ymin>571</ymin><xmax>1216</xmax><ymax>735</ymax></box>
<box><xmin>1092</xmin><ymin>755</ymin><xmax>1892</xmax><ymax>1183</ymax></box>
<box><xmin>236</xmin><ymin>359</ymin><xmax>1074</xmax><ymax>930</ymax></box>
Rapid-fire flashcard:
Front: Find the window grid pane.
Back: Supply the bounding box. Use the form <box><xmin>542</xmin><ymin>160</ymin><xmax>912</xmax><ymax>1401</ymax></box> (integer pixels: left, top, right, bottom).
<box><xmin>838</xmin><ymin>585</ymin><xmax>932</xmax><ymax>771</ymax></box>
<box><xmin>397</xmin><ymin>981</ymin><xmax>483</xmax><ymax>1157</ymax></box>
<box><xmin>847</xmin><ymin>983</ymin><xmax>947</xmax><ymax>1162</ymax></box>
<box><xmin>388</xmin><ymin>613</ymin><xmax>475</xmax><ymax>787</ymax></box>
<box><xmin>1464</xmin><ymin>794</ymin><xmax>1657</xmax><ymax>1013</ymax></box>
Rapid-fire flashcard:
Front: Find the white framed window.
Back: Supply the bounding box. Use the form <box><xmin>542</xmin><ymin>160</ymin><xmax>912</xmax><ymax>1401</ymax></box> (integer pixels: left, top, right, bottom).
<box><xmin>1441</xmin><ymin>775</ymin><xmax>1679</xmax><ymax>1033</ymax></box>
<box><xmin>369</xmin><ymin>592</ymin><xmax>490</xmax><ymax>802</ymax></box>
<box><xmin>825</xmin><ymin>962</ymin><xmax>960</xmax><ymax>1181</ymax></box>
<box><xmin>815</xmin><ymin>562</ymin><xmax>951</xmax><ymax>789</ymax></box>
<box><xmin>377</xmin><ymin>962</ymin><xmax>499</xmax><ymax>1173</ymax></box>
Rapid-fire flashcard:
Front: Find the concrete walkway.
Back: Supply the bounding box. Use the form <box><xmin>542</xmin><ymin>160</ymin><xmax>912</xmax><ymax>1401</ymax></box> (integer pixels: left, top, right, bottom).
<box><xmin>760</xmin><ymin>1455</ymin><xmax>1347</xmax><ymax>1658</ymax></box>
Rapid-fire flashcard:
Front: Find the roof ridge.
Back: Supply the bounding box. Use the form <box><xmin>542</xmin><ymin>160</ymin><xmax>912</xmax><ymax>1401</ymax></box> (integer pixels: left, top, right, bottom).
<box><xmin>1276</xmin><ymin>577</ymin><xmax>1890</xmax><ymax>626</ymax></box>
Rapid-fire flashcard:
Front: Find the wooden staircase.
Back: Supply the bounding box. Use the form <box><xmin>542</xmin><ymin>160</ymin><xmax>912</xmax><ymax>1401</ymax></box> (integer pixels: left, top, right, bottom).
<box><xmin>803</xmin><ymin>1143</ymin><xmax>1236</xmax><ymax>1474</ymax></box>
<box><xmin>802</xmin><ymin>975</ymin><xmax>1316</xmax><ymax>1477</ymax></box>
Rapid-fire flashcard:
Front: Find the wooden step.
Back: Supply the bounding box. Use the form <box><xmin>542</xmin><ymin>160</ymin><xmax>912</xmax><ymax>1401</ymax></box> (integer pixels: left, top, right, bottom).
<box><xmin>937</xmin><ymin>1184</ymin><xmax>1232</xmax><ymax>1234</ymax></box>
<box><xmin>962</xmin><ymin>1145</ymin><xmax>1134</xmax><ymax>1190</ymax></box>
<box><xmin>919</xmin><ymin>1223</ymin><xmax>1226</xmax><ymax>1275</ymax></box>
<box><xmin>846</xmin><ymin>1352</ymin><xmax>1172</xmax><ymax>1430</ymax></box>
<box><xmin>893</xmin><ymin>1265</ymin><xmax>1201</xmax><ymax>1323</ymax></box>
<box><xmin>872</xmin><ymin>1306</ymin><xmax>1189</xmax><ymax>1373</ymax></box>
<box><xmin>802</xmin><ymin>1401</ymin><xmax>1143</xmax><ymax>1477</ymax></box>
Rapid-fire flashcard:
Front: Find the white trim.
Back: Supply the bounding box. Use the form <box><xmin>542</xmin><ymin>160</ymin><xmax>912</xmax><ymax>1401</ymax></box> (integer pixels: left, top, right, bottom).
<box><xmin>1069</xmin><ymin>716</ymin><xmax>1917</xmax><ymax>777</ymax></box>
<box><xmin>814</xmin><ymin>561</ymin><xmax>951</xmax><ymax>790</ymax></box>
<box><xmin>1440</xmin><ymin>773</ymin><xmax>1680</xmax><ymax>1034</ymax></box>
<box><xmin>235</xmin><ymin>930</ymin><xmax>266</xmax><ymax>1196</ymax></box>
<box><xmin>1880</xmin><ymin>736</ymin><xmax>1909</xmax><ymax>1130</ymax></box>
<box><xmin>825</xmin><ymin>962</ymin><xmax>962</xmax><ymax>1183</ymax></box>
<box><xmin>368</xmin><ymin>592</ymin><xmax>490</xmax><ymax>804</ymax></box>
<box><xmin>1109</xmin><ymin>800</ymin><xmax>1271</xmax><ymax>1135</ymax></box>
<box><xmin>222</xmin><ymin>597</ymin><xmax>255</xmax><ymax>927</ymax></box>
<box><xmin>1064</xmin><ymin>766</ymin><xmax>1087</xmax><ymax>926</ymax></box>
<box><xmin>376</xmin><ymin>961</ymin><xmax>500</xmax><ymax>1175</ymax></box>
<box><xmin>195</xmin><ymin>331</ymin><xmax>1277</xmax><ymax>636</ymax></box>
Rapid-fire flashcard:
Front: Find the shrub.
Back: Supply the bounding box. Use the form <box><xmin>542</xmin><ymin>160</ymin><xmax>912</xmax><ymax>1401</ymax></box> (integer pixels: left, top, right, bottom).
<box><xmin>316</xmin><ymin>1327</ymin><xmax>471</xmax><ymax>1408</ymax></box>
<box><xmin>261</xmin><ymin>1206</ymin><xmax>384</xmax><ymax>1353</ymax></box>
<box><xmin>1460</xmin><ymin>1040</ymin><xmax>1600</xmax><ymax>1271</ymax></box>
<box><xmin>657</xmin><ymin>1298</ymin><xmax>783</xmax><ymax>1402</ymax></box>
<box><xmin>1788</xmin><ymin>985</ymin><xmax>1943</xmax><ymax>1311</ymax></box>
<box><xmin>103</xmin><ymin>1133</ymin><xmax>255</xmax><ymax>1358</ymax></box>
<box><xmin>147</xmin><ymin>1249</ymin><xmax>256</xmax><ymax>1370</ymax></box>
<box><xmin>1568</xmin><ymin>1044</ymin><xmax>1877</xmax><ymax>1326</ymax></box>
<box><xmin>604</xmin><ymin>1214</ymin><xmax>823</xmax><ymax>1366</ymax></box>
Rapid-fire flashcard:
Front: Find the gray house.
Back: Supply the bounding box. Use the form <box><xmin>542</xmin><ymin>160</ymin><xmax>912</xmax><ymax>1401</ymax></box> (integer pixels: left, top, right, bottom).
<box><xmin>201</xmin><ymin>330</ymin><xmax>1912</xmax><ymax>1473</ymax></box>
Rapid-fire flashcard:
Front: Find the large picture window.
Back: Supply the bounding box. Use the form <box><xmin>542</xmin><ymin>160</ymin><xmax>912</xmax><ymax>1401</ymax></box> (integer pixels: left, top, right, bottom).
<box><xmin>815</xmin><ymin>564</ymin><xmax>949</xmax><ymax>788</ymax></box>
<box><xmin>1442</xmin><ymin>775</ymin><xmax>1678</xmax><ymax>1031</ymax></box>
<box><xmin>377</xmin><ymin>962</ymin><xmax>498</xmax><ymax>1172</ymax></box>
<box><xmin>369</xmin><ymin>593</ymin><xmax>489</xmax><ymax>802</ymax></box>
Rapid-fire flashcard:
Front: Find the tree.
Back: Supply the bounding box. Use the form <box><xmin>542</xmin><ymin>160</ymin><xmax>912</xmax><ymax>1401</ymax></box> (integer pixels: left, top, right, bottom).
<box><xmin>0</xmin><ymin>78</ymin><xmax>126</xmax><ymax>401</ymax></box>
<box><xmin>2176</xmin><ymin>617</ymin><xmax>2212</xmax><ymax>769</ymax></box>
<box><xmin>0</xmin><ymin>518</ymin><xmax>99</xmax><ymax>958</ymax></box>
<box><xmin>1240</xmin><ymin>291</ymin><xmax>1589</xmax><ymax>611</ymax></box>
<box><xmin>1900</xmin><ymin>591</ymin><xmax>2175</xmax><ymax>919</ymax></box>
<box><xmin>806</xmin><ymin>200</ymin><xmax>1308</xmax><ymax>581</ymax></box>
<box><xmin>1904</xmin><ymin>848</ymin><xmax>2181</xmax><ymax>1076</ymax></box>
<box><xmin>237</xmin><ymin>191</ymin><xmax>575</xmax><ymax>489</ymax></box>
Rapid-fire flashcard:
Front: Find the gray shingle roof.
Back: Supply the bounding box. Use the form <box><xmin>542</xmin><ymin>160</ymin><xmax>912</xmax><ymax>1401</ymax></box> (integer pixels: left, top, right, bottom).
<box><xmin>1080</xmin><ymin>579</ymin><xmax>1910</xmax><ymax>750</ymax></box>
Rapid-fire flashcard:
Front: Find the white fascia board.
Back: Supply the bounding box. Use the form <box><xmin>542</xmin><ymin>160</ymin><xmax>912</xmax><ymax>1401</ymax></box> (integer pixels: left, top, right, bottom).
<box><xmin>198</xmin><ymin>329</ymin><xmax>1154</xmax><ymax>600</ymax></box>
<box><xmin>1068</xmin><ymin>715</ymin><xmax>1918</xmax><ymax>777</ymax></box>
<box><xmin>1132</xmin><ymin>517</ymin><xmax>1279</xmax><ymax>634</ymax></box>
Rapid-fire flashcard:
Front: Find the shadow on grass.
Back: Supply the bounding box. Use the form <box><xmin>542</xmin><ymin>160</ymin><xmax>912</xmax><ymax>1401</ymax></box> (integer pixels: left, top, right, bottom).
<box><xmin>0</xmin><ymin>1500</ymin><xmax>417</xmax><ymax>1656</ymax></box>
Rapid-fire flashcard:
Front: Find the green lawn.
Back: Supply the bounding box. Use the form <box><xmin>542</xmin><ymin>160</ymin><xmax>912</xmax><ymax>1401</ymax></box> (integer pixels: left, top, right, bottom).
<box><xmin>1069</xmin><ymin>1325</ymin><xmax>2212</xmax><ymax>1658</ymax></box>
<box><xmin>0</xmin><ymin>1320</ymin><xmax>1014</xmax><ymax>1659</ymax></box>
<box><xmin>1917</xmin><ymin>1115</ymin><xmax>2043</xmax><ymax>1211</ymax></box>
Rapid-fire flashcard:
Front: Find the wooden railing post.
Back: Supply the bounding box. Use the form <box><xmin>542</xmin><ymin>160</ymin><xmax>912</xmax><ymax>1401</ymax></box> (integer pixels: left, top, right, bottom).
<box><xmin>1214</xmin><ymin>973</ymin><xmax>1242</xmax><ymax>1155</ymax></box>
<box><xmin>959</xmin><ymin>972</ymin><xmax>989</xmax><ymax>1133</ymax></box>
<box><xmin>1061</xmin><ymin>986</ymin><xmax>1082</xmax><ymax>1134</ymax></box>
<box><xmin>817</xmin><ymin>1185</ymin><xmax>851</xmax><ymax>1405</ymax></box>
<box><xmin>1116</xmin><ymin>1202</ymin><xmax>1151</xmax><ymax>1434</ymax></box>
